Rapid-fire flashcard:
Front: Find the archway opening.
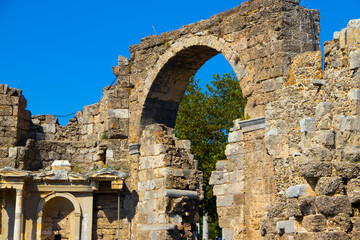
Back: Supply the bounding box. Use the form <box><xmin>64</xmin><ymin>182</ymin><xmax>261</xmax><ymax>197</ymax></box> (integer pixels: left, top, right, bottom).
<box><xmin>141</xmin><ymin>45</ymin><xmax>220</xmax><ymax>128</ymax></box>
<box><xmin>141</xmin><ymin>44</ymin><xmax>246</xmax><ymax>239</ymax></box>
<box><xmin>41</xmin><ymin>197</ymin><xmax>75</xmax><ymax>240</ymax></box>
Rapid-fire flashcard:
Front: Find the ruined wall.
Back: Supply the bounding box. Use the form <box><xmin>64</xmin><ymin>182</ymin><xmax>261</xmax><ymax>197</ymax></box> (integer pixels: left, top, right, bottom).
<box><xmin>126</xmin><ymin>0</ymin><xmax>320</xmax><ymax>142</ymax></box>
<box><xmin>0</xmin><ymin>85</ymin><xmax>31</xmax><ymax>168</ymax></box>
<box><xmin>209</xmin><ymin>17</ymin><xmax>360</xmax><ymax>240</ymax></box>
<box><xmin>211</xmin><ymin>118</ymin><xmax>275</xmax><ymax>239</ymax></box>
<box><xmin>0</xmin><ymin>71</ymin><xmax>131</xmax><ymax>173</ymax></box>
<box><xmin>92</xmin><ymin>193</ymin><xmax>129</xmax><ymax>240</ymax></box>
<box><xmin>134</xmin><ymin>124</ymin><xmax>202</xmax><ymax>239</ymax></box>
<box><xmin>1</xmin><ymin>1</ymin><xmax>359</xmax><ymax>239</ymax></box>
<box><xmin>259</xmin><ymin>19</ymin><xmax>360</xmax><ymax>239</ymax></box>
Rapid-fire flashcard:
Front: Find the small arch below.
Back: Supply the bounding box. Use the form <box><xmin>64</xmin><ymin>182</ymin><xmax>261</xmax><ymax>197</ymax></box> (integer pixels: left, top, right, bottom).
<box><xmin>41</xmin><ymin>197</ymin><xmax>74</xmax><ymax>240</ymax></box>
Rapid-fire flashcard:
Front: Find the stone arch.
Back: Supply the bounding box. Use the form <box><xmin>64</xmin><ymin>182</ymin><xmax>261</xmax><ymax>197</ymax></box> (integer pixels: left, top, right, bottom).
<box><xmin>138</xmin><ymin>35</ymin><xmax>245</xmax><ymax>132</ymax></box>
<box><xmin>36</xmin><ymin>192</ymin><xmax>81</xmax><ymax>240</ymax></box>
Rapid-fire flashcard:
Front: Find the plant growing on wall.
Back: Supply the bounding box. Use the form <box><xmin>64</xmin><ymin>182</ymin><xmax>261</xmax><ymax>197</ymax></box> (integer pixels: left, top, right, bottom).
<box><xmin>175</xmin><ymin>72</ymin><xmax>247</xmax><ymax>238</ymax></box>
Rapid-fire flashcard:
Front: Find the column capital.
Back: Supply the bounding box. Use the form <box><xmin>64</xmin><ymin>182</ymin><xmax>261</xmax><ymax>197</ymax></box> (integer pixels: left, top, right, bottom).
<box><xmin>15</xmin><ymin>189</ymin><xmax>23</xmax><ymax>196</ymax></box>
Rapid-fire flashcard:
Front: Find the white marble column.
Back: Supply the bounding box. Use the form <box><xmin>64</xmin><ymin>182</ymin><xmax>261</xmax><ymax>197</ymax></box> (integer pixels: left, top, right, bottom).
<box><xmin>202</xmin><ymin>213</ymin><xmax>209</xmax><ymax>240</ymax></box>
<box><xmin>13</xmin><ymin>189</ymin><xmax>23</xmax><ymax>240</ymax></box>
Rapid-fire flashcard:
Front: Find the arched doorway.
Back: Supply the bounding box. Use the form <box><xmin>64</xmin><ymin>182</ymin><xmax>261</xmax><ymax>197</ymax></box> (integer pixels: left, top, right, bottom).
<box><xmin>41</xmin><ymin>197</ymin><xmax>74</xmax><ymax>240</ymax></box>
<box><xmin>37</xmin><ymin>193</ymin><xmax>81</xmax><ymax>240</ymax></box>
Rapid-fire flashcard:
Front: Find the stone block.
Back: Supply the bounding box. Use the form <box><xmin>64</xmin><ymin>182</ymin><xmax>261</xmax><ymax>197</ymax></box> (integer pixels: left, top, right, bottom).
<box><xmin>349</xmin><ymin>50</ymin><xmax>360</xmax><ymax>70</ymax></box>
<box><xmin>225</xmin><ymin>142</ymin><xmax>244</xmax><ymax>156</ymax></box>
<box><xmin>313</xmin><ymin>130</ymin><xmax>334</xmax><ymax>146</ymax></box>
<box><xmin>215</xmin><ymin>160</ymin><xmax>227</xmax><ymax>170</ymax></box>
<box><xmin>42</xmin><ymin>123</ymin><xmax>56</xmax><ymax>134</ymax></box>
<box><xmin>347</xmin><ymin>179</ymin><xmax>360</xmax><ymax>203</ymax></box>
<box><xmin>312</xmin><ymin>79</ymin><xmax>325</xmax><ymax>86</ymax></box>
<box><xmin>0</xmin><ymin>147</ymin><xmax>8</xmax><ymax>158</ymax></box>
<box><xmin>267</xmin><ymin>202</ymin><xmax>286</xmax><ymax>218</ymax></box>
<box><xmin>335</xmin><ymin>115</ymin><xmax>355</xmax><ymax>131</ymax></box>
<box><xmin>162</xmin><ymin>189</ymin><xmax>199</xmax><ymax>199</ymax></box>
<box><xmin>349</xmin><ymin>89</ymin><xmax>360</xmax><ymax>101</ymax></box>
<box><xmin>300</xmin><ymin>162</ymin><xmax>332</xmax><ymax>178</ymax></box>
<box><xmin>228</xmin><ymin>131</ymin><xmax>243</xmax><ymax>143</ymax></box>
<box><xmin>222</xmin><ymin>228</ymin><xmax>233</xmax><ymax>240</ymax></box>
<box><xmin>216</xmin><ymin>195</ymin><xmax>234</xmax><ymax>207</ymax></box>
<box><xmin>175</xmin><ymin>139</ymin><xmax>191</xmax><ymax>150</ymax></box>
<box><xmin>261</xmin><ymin>77</ymin><xmax>284</xmax><ymax>93</ymax></box>
<box><xmin>45</xmin><ymin>114</ymin><xmax>58</xmax><ymax>124</ymax></box>
<box><xmin>352</xmin><ymin>217</ymin><xmax>360</xmax><ymax>231</ymax></box>
<box><xmin>300</xmin><ymin>117</ymin><xmax>317</xmax><ymax>132</ymax></box>
<box><xmin>233</xmin><ymin>117</ymin><xmax>265</xmax><ymax>132</ymax></box>
<box><xmin>348</xmin><ymin>19</ymin><xmax>360</xmax><ymax>28</ymax></box>
<box><xmin>287</xmin><ymin>199</ymin><xmax>302</xmax><ymax>217</ymax></box>
<box><xmin>276</xmin><ymin>218</ymin><xmax>294</xmax><ymax>234</ymax></box>
<box><xmin>226</xmin><ymin>182</ymin><xmax>244</xmax><ymax>195</ymax></box>
<box><xmin>315</xmin><ymin>177</ymin><xmax>344</xmax><ymax>195</ymax></box>
<box><xmin>108</xmin><ymin>109</ymin><xmax>129</xmax><ymax>119</ymax></box>
<box><xmin>141</xmin><ymin>144</ymin><xmax>165</xmax><ymax>156</ymax></box>
<box><xmin>234</xmin><ymin>193</ymin><xmax>245</xmax><ymax>205</ymax></box>
<box><xmin>286</xmin><ymin>185</ymin><xmax>306</xmax><ymax>198</ymax></box>
<box><xmin>209</xmin><ymin>171</ymin><xmax>229</xmax><ymax>185</ymax></box>
<box><xmin>8</xmin><ymin>147</ymin><xmax>18</xmax><ymax>158</ymax></box>
<box><xmin>213</xmin><ymin>185</ymin><xmax>227</xmax><ymax>196</ymax></box>
<box><xmin>137</xmin><ymin>224</ymin><xmax>177</xmax><ymax>231</ymax></box>
<box><xmin>0</xmin><ymin>105</ymin><xmax>12</xmax><ymax>116</ymax></box>
<box><xmin>316</xmin><ymin>102</ymin><xmax>334</xmax><ymax>117</ymax></box>
<box><xmin>299</xmin><ymin>196</ymin><xmax>316</xmax><ymax>215</ymax></box>
<box><xmin>129</xmin><ymin>143</ymin><xmax>140</xmax><ymax>155</ymax></box>
<box><xmin>315</xmin><ymin>231</ymin><xmax>350</xmax><ymax>240</ymax></box>
<box><xmin>328</xmin><ymin>213</ymin><xmax>351</xmax><ymax>232</ymax></box>
<box><xmin>315</xmin><ymin>195</ymin><xmax>352</xmax><ymax>215</ymax></box>
<box><xmin>302</xmin><ymin>214</ymin><xmax>326</xmax><ymax>232</ymax></box>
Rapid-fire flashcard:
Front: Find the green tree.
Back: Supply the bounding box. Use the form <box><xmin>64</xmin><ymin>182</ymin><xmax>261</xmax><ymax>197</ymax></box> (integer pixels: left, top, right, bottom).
<box><xmin>175</xmin><ymin>72</ymin><xmax>247</xmax><ymax>238</ymax></box>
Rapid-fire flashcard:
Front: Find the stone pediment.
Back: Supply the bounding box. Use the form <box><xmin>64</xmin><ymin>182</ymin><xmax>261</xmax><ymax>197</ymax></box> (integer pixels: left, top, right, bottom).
<box><xmin>86</xmin><ymin>168</ymin><xmax>128</xmax><ymax>180</ymax></box>
<box><xmin>0</xmin><ymin>167</ymin><xmax>30</xmax><ymax>178</ymax></box>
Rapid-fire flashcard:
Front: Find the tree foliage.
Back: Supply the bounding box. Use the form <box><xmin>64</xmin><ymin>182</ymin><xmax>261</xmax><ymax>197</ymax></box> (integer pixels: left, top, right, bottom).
<box><xmin>175</xmin><ymin>72</ymin><xmax>247</xmax><ymax>237</ymax></box>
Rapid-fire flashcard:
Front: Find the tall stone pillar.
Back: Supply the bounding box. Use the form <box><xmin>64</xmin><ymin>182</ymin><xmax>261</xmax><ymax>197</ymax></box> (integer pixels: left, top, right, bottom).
<box><xmin>13</xmin><ymin>189</ymin><xmax>23</xmax><ymax>240</ymax></box>
<box><xmin>202</xmin><ymin>214</ymin><xmax>209</xmax><ymax>240</ymax></box>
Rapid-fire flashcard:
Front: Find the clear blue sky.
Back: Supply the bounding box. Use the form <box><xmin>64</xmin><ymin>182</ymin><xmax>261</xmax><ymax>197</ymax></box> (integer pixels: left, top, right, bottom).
<box><xmin>0</xmin><ymin>0</ymin><xmax>359</xmax><ymax>125</ymax></box>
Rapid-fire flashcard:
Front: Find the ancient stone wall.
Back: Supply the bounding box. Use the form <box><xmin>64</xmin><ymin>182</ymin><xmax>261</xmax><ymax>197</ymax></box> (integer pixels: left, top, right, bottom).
<box><xmin>1</xmin><ymin>1</ymin><xmax>359</xmax><ymax>239</ymax></box>
<box><xmin>0</xmin><ymin>71</ymin><xmax>131</xmax><ymax>173</ymax></box>
<box><xmin>125</xmin><ymin>0</ymin><xmax>320</xmax><ymax>142</ymax></box>
<box><xmin>134</xmin><ymin>124</ymin><xmax>202</xmax><ymax>239</ymax></box>
<box><xmin>211</xmin><ymin>118</ymin><xmax>275</xmax><ymax>239</ymax></box>
<box><xmin>92</xmin><ymin>193</ymin><xmax>129</xmax><ymax>240</ymax></box>
<box><xmin>259</xmin><ymin>19</ymin><xmax>360</xmax><ymax>239</ymax></box>
<box><xmin>209</xmin><ymin>17</ymin><xmax>360</xmax><ymax>240</ymax></box>
<box><xmin>0</xmin><ymin>85</ymin><xmax>31</xmax><ymax>167</ymax></box>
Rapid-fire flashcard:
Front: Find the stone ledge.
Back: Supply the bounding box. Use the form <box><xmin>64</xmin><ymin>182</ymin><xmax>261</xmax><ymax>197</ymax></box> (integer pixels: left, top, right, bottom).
<box><xmin>234</xmin><ymin>117</ymin><xmax>265</xmax><ymax>132</ymax></box>
<box><xmin>129</xmin><ymin>143</ymin><xmax>141</xmax><ymax>155</ymax></box>
<box><xmin>162</xmin><ymin>189</ymin><xmax>199</xmax><ymax>199</ymax></box>
<box><xmin>137</xmin><ymin>224</ymin><xmax>177</xmax><ymax>231</ymax></box>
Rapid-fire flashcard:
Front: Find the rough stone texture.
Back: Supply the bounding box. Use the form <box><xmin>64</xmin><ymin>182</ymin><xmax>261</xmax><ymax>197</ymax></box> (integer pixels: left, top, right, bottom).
<box><xmin>302</xmin><ymin>214</ymin><xmax>327</xmax><ymax>232</ymax></box>
<box><xmin>128</xmin><ymin>0</ymin><xmax>320</xmax><ymax>142</ymax></box>
<box><xmin>347</xmin><ymin>179</ymin><xmax>360</xmax><ymax>203</ymax></box>
<box><xmin>211</xmin><ymin>118</ymin><xmax>275</xmax><ymax>239</ymax></box>
<box><xmin>0</xmin><ymin>1</ymin><xmax>359</xmax><ymax>239</ymax></box>
<box><xmin>315</xmin><ymin>177</ymin><xmax>344</xmax><ymax>196</ymax></box>
<box><xmin>257</xmin><ymin>17</ymin><xmax>360</xmax><ymax>240</ymax></box>
<box><xmin>135</xmin><ymin>124</ymin><xmax>202</xmax><ymax>239</ymax></box>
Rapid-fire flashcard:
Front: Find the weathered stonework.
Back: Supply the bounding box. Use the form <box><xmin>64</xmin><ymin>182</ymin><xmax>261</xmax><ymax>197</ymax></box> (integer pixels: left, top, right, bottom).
<box><xmin>258</xmin><ymin>18</ymin><xmax>360</xmax><ymax>240</ymax></box>
<box><xmin>0</xmin><ymin>0</ymin><xmax>359</xmax><ymax>239</ymax></box>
